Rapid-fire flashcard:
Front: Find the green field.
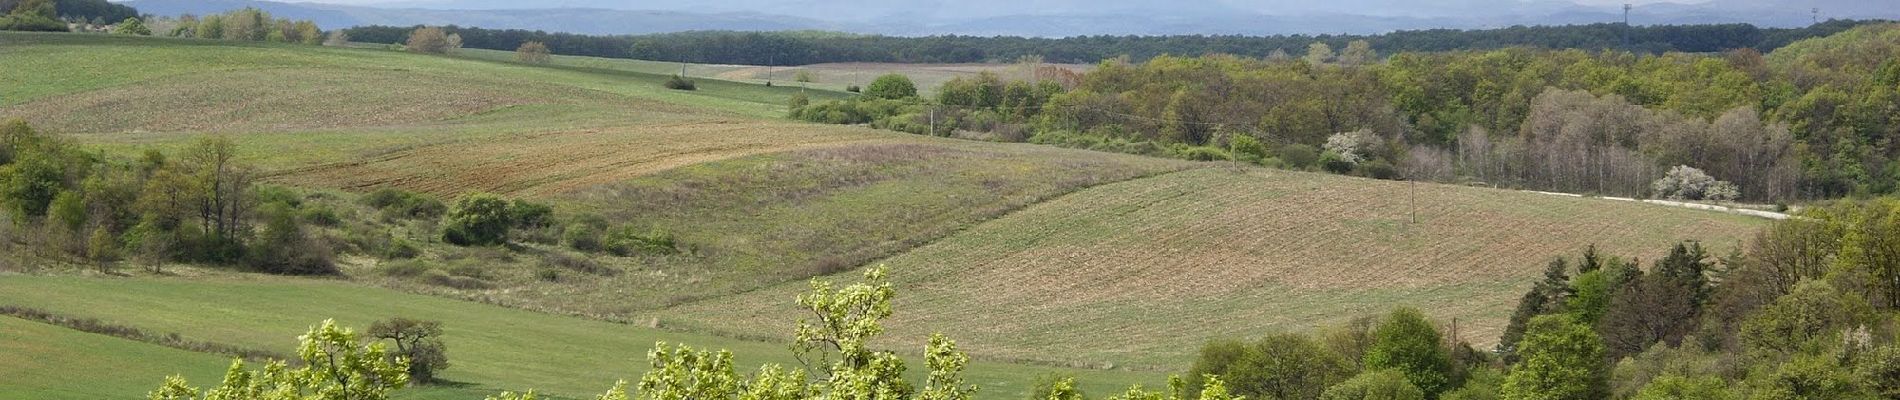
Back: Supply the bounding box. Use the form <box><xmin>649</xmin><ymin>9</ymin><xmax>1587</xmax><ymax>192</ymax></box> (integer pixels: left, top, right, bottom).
<box><xmin>658</xmin><ymin>168</ymin><xmax>1767</xmax><ymax>369</ymax></box>
<box><xmin>0</xmin><ymin>275</ymin><xmax>1162</xmax><ymax>400</ymax></box>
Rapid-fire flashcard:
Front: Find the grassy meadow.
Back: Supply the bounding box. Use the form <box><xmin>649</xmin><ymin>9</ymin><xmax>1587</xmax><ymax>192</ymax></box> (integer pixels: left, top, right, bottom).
<box><xmin>0</xmin><ymin>275</ymin><xmax>1164</xmax><ymax>400</ymax></box>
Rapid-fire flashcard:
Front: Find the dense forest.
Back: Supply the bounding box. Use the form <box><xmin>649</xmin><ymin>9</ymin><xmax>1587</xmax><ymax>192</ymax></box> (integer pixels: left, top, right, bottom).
<box><xmin>794</xmin><ymin>23</ymin><xmax>1900</xmax><ymax>202</ymax></box>
<box><xmin>340</xmin><ymin>20</ymin><xmax>1883</xmax><ymax>66</ymax></box>
<box><xmin>0</xmin><ymin>0</ymin><xmax>135</xmax><ymax>23</ymax></box>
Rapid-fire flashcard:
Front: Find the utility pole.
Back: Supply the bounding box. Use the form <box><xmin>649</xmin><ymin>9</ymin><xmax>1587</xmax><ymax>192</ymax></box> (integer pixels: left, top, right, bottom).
<box><xmin>928</xmin><ymin>106</ymin><xmax>937</xmax><ymax>136</ymax></box>
<box><xmin>767</xmin><ymin>54</ymin><xmax>774</xmax><ymax>86</ymax></box>
<box><xmin>1813</xmin><ymin>8</ymin><xmax>1821</xmax><ymax>25</ymax></box>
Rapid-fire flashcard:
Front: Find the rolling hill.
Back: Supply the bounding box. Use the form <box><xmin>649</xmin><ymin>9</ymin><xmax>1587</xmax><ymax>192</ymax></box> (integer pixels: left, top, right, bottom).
<box><xmin>0</xmin><ymin>31</ymin><xmax>1772</xmax><ymax>399</ymax></box>
<box><xmin>655</xmin><ymin>168</ymin><xmax>1766</xmax><ymax>369</ymax></box>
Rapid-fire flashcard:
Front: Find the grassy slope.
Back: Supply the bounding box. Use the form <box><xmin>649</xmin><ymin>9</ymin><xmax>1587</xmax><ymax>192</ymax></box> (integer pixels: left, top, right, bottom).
<box><xmin>0</xmin><ymin>316</ymin><xmax>229</xmax><ymax>400</ymax></box>
<box><xmin>0</xmin><ymin>276</ymin><xmax>1162</xmax><ymax>399</ymax></box>
<box><xmin>658</xmin><ymin>168</ymin><xmax>1768</xmax><ymax>369</ymax></box>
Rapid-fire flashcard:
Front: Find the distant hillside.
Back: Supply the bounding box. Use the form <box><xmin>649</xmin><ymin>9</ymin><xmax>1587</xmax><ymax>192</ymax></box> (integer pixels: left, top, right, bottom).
<box><xmin>123</xmin><ymin>0</ymin><xmax>1900</xmax><ymax>37</ymax></box>
<box><xmin>122</xmin><ymin>0</ymin><xmax>835</xmax><ymax>35</ymax></box>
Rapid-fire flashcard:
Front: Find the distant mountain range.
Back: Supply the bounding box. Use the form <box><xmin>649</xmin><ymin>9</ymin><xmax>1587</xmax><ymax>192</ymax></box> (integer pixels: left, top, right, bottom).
<box><xmin>120</xmin><ymin>0</ymin><xmax>1898</xmax><ymax>37</ymax></box>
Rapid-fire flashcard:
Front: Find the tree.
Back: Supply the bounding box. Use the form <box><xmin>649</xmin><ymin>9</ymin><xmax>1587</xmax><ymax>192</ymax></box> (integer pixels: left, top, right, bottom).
<box><xmin>1321</xmin><ymin>370</ymin><xmax>1424</xmax><ymax>400</ymax></box>
<box><xmin>1651</xmin><ymin>165</ymin><xmax>1739</xmax><ymax>201</ymax></box>
<box><xmin>148</xmin><ymin>319</ymin><xmax>409</xmax><ymax>400</ymax></box>
<box><xmin>294</xmin><ymin>20</ymin><xmax>322</xmax><ymax>45</ymax></box>
<box><xmin>1305</xmin><ymin>42</ymin><xmax>1335</xmax><ymax>65</ymax></box>
<box><xmin>445</xmin><ymin>33</ymin><xmax>464</xmax><ymax>52</ymax></box>
<box><xmin>1632</xmin><ymin>375</ymin><xmax>1732</xmax><ymax>400</ymax></box>
<box><xmin>515</xmin><ymin>41</ymin><xmax>551</xmax><ymax>64</ymax></box>
<box><xmin>367</xmin><ymin>317</ymin><xmax>449</xmax><ymax>384</ymax></box>
<box><xmin>1499</xmin><ymin>258</ymin><xmax>1571</xmax><ymax>361</ymax></box>
<box><xmin>1364</xmin><ymin>308</ymin><xmax>1454</xmax><ymax>397</ymax></box>
<box><xmin>1339</xmin><ymin>40</ymin><xmax>1376</xmax><ymax>65</ymax></box>
<box><xmin>1190</xmin><ymin>333</ymin><xmax>1354</xmax><ymax>400</ymax></box>
<box><xmin>406</xmin><ymin>27</ymin><xmax>452</xmax><ymax>54</ymax></box>
<box><xmin>1500</xmin><ymin>315</ymin><xmax>1607</xmax><ymax>400</ymax></box>
<box><xmin>247</xmin><ymin>201</ymin><xmax>334</xmax><ymax>275</ymax></box>
<box><xmin>112</xmin><ymin>17</ymin><xmax>149</xmax><ymax>35</ymax></box>
<box><xmin>1597</xmin><ymin>243</ymin><xmax>1707</xmax><ymax>361</ymax></box>
<box><xmin>865</xmin><ymin>74</ymin><xmax>918</xmax><ymax>100</ymax></box>
<box><xmin>1739</xmin><ymin>279</ymin><xmax>1876</xmax><ymax>355</ymax></box>
<box><xmin>443</xmin><ymin>193</ymin><xmax>513</xmax><ymax>246</ymax></box>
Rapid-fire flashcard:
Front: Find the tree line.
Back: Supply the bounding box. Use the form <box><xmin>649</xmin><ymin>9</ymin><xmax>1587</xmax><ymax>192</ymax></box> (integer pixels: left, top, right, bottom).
<box><xmin>794</xmin><ymin>23</ymin><xmax>1900</xmax><ymax>202</ymax></box>
<box><xmin>338</xmin><ymin>20</ymin><xmax>1886</xmax><ymax>66</ymax></box>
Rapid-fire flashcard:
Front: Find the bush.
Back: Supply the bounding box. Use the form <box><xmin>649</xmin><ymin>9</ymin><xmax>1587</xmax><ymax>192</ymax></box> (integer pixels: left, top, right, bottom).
<box><xmin>1279</xmin><ymin>144</ymin><xmax>1321</xmax><ymax>169</ymax></box>
<box><xmin>563</xmin><ymin>223</ymin><xmax>603</xmax><ymax>252</ymax></box>
<box><xmin>1651</xmin><ymin>165</ymin><xmax>1741</xmax><ymax>201</ymax></box>
<box><xmin>508</xmin><ymin>200</ymin><xmax>553</xmax><ymax>229</ymax></box>
<box><xmin>664</xmin><ymin>75</ymin><xmax>697</xmax><ymax>91</ymax></box>
<box><xmin>604</xmin><ymin>226</ymin><xmax>677</xmax><ymax>257</ymax></box>
<box><xmin>864</xmin><ymin>74</ymin><xmax>917</xmax><ymax>100</ymax></box>
<box><xmin>1358</xmin><ymin>158</ymin><xmax>1400</xmax><ymax>180</ymax></box>
<box><xmin>112</xmin><ymin>17</ymin><xmax>150</xmax><ymax>35</ymax></box>
<box><xmin>362</xmin><ymin>188</ymin><xmax>445</xmax><ymax>219</ymax></box>
<box><xmin>1320</xmin><ymin>151</ymin><xmax>1356</xmax><ymax>174</ymax></box>
<box><xmin>1321</xmin><ymin>370</ymin><xmax>1425</xmax><ymax>400</ymax></box>
<box><xmin>443</xmin><ymin>193</ymin><xmax>513</xmax><ymax>246</ymax></box>
<box><xmin>845</xmin><ymin>85</ymin><xmax>861</xmax><ymax>93</ymax></box>
<box><xmin>301</xmin><ymin>205</ymin><xmax>341</xmax><ymax>227</ymax></box>
<box><xmin>515</xmin><ymin>41</ymin><xmax>551</xmax><ymax>64</ymax></box>
<box><xmin>406</xmin><ymin>27</ymin><xmax>452</xmax><ymax>54</ymax></box>
<box><xmin>247</xmin><ymin>202</ymin><xmax>338</xmax><ymax>275</ymax></box>
<box><xmin>375</xmin><ymin>260</ymin><xmax>433</xmax><ymax>277</ymax></box>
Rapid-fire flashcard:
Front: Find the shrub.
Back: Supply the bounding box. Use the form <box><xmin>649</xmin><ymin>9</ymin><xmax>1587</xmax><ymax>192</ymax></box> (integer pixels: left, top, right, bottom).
<box><xmin>443</xmin><ymin>193</ymin><xmax>513</xmax><ymax>246</ymax></box>
<box><xmin>247</xmin><ymin>202</ymin><xmax>337</xmax><ymax>275</ymax></box>
<box><xmin>508</xmin><ymin>200</ymin><xmax>554</xmax><ymax>229</ymax></box>
<box><xmin>1231</xmin><ymin>135</ymin><xmax>1267</xmax><ymax>160</ymax></box>
<box><xmin>664</xmin><ymin>75</ymin><xmax>697</xmax><ymax>91</ymax></box>
<box><xmin>1358</xmin><ymin>158</ymin><xmax>1399</xmax><ymax>180</ymax></box>
<box><xmin>794</xmin><ymin>70</ymin><xmax>816</xmax><ymax>83</ymax></box>
<box><xmin>112</xmin><ymin>17</ymin><xmax>150</xmax><ymax>35</ymax></box>
<box><xmin>422</xmin><ymin>270</ymin><xmax>491</xmax><ymax>289</ymax></box>
<box><xmin>300</xmin><ymin>204</ymin><xmax>341</xmax><ymax>227</ymax></box>
<box><xmin>1321</xmin><ymin>370</ymin><xmax>1425</xmax><ymax>400</ymax></box>
<box><xmin>1320</xmin><ymin>151</ymin><xmax>1356</xmax><ymax>174</ymax></box>
<box><xmin>845</xmin><ymin>85</ymin><xmax>861</xmax><ymax>93</ymax></box>
<box><xmin>515</xmin><ymin>41</ymin><xmax>551</xmax><ymax>64</ymax></box>
<box><xmin>563</xmin><ymin>223</ymin><xmax>603</xmax><ymax>252</ymax></box>
<box><xmin>1651</xmin><ymin>165</ymin><xmax>1741</xmax><ymax>201</ymax></box>
<box><xmin>864</xmin><ymin>74</ymin><xmax>917</xmax><ymax>100</ymax></box>
<box><xmin>604</xmin><ymin>226</ymin><xmax>677</xmax><ymax>256</ymax></box>
<box><xmin>362</xmin><ymin>188</ymin><xmax>445</xmax><ymax>219</ymax></box>
<box><xmin>375</xmin><ymin>259</ymin><xmax>433</xmax><ymax>277</ymax></box>
<box><xmin>384</xmin><ymin>238</ymin><xmax>421</xmax><ymax>259</ymax></box>
<box><xmin>535</xmin><ymin>268</ymin><xmax>561</xmax><ymax>282</ymax></box>
<box><xmin>406</xmin><ymin>26</ymin><xmax>452</xmax><ymax>54</ymax></box>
